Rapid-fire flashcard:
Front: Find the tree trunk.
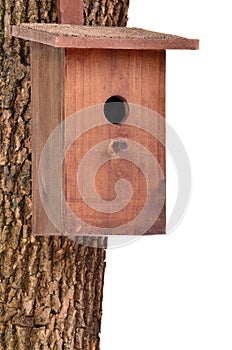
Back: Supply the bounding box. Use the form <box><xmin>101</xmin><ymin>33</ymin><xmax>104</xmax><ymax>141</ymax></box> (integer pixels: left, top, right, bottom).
<box><xmin>0</xmin><ymin>1</ymin><xmax>129</xmax><ymax>349</ymax></box>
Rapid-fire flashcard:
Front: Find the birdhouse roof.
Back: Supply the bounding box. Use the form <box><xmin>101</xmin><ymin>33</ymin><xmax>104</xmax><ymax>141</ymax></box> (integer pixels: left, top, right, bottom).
<box><xmin>12</xmin><ymin>24</ymin><xmax>199</xmax><ymax>50</ymax></box>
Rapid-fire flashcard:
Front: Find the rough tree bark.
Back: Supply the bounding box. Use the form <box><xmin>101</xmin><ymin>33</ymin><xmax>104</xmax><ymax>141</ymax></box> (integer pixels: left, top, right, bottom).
<box><xmin>0</xmin><ymin>1</ymin><xmax>129</xmax><ymax>349</ymax></box>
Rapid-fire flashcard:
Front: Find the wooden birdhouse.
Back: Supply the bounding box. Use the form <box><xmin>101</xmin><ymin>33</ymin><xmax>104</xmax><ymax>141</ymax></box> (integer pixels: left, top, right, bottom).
<box><xmin>12</xmin><ymin>24</ymin><xmax>199</xmax><ymax>237</ymax></box>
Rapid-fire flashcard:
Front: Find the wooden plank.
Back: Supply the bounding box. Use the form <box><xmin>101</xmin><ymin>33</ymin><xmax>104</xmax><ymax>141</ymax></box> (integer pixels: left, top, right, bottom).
<box><xmin>57</xmin><ymin>0</ymin><xmax>83</xmax><ymax>25</ymax></box>
<box><xmin>64</xmin><ymin>49</ymin><xmax>166</xmax><ymax>235</ymax></box>
<box><xmin>31</xmin><ymin>42</ymin><xmax>64</xmax><ymax>235</ymax></box>
<box><xmin>11</xmin><ymin>24</ymin><xmax>199</xmax><ymax>50</ymax></box>
<box><xmin>55</xmin><ymin>37</ymin><xmax>198</xmax><ymax>50</ymax></box>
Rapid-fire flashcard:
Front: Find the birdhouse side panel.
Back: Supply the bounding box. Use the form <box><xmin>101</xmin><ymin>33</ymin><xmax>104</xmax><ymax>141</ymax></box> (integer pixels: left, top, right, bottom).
<box><xmin>31</xmin><ymin>42</ymin><xmax>65</xmax><ymax>235</ymax></box>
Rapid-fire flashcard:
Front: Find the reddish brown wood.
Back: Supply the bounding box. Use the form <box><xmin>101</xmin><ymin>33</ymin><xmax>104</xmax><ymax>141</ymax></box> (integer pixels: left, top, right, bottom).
<box><xmin>57</xmin><ymin>0</ymin><xmax>83</xmax><ymax>25</ymax></box>
<box><xmin>17</xmin><ymin>3</ymin><xmax>195</xmax><ymax>235</ymax></box>
<box><xmin>63</xmin><ymin>49</ymin><xmax>166</xmax><ymax>235</ymax></box>
<box><xmin>30</xmin><ymin>46</ymin><xmax>166</xmax><ymax>236</ymax></box>
<box><xmin>31</xmin><ymin>42</ymin><xmax>64</xmax><ymax>235</ymax></box>
<box><xmin>10</xmin><ymin>0</ymin><xmax>199</xmax><ymax>238</ymax></box>
<box><xmin>11</xmin><ymin>24</ymin><xmax>199</xmax><ymax>50</ymax></box>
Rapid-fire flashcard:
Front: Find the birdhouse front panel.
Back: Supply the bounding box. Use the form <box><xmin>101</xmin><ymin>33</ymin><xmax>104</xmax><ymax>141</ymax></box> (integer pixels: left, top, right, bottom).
<box><xmin>12</xmin><ymin>24</ymin><xmax>199</xmax><ymax>236</ymax></box>
<box><xmin>64</xmin><ymin>48</ymin><xmax>166</xmax><ymax>235</ymax></box>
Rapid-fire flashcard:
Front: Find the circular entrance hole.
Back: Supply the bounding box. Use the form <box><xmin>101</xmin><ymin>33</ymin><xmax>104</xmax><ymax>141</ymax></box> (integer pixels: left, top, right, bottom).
<box><xmin>104</xmin><ymin>95</ymin><xmax>129</xmax><ymax>124</ymax></box>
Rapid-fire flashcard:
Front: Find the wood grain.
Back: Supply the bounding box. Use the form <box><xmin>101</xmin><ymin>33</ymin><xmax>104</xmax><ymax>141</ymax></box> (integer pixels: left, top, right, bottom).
<box><xmin>57</xmin><ymin>0</ymin><xmax>84</xmax><ymax>25</ymax></box>
<box><xmin>31</xmin><ymin>42</ymin><xmax>64</xmax><ymax>235</ymax></box>
<box><xmin>12</xmin><ymin>24</ymin><xmax>199</xmax><ymax>50</ymax></box>
<box><xmin>64</xmin><ymin>49</ymin><xmax>166</xmax><ymax>235</ymax></box>
<box><xmin>30</xmin><ymin>46</ymin><xmax>166</xmax><ymax>236</ymax></box>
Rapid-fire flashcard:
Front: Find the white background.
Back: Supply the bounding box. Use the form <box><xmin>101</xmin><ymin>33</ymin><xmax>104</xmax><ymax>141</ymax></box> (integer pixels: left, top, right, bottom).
<box><xmin>101</xmin><ymin>0</ymin><xmax>232</xmax><ymax>349</ymax></box>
